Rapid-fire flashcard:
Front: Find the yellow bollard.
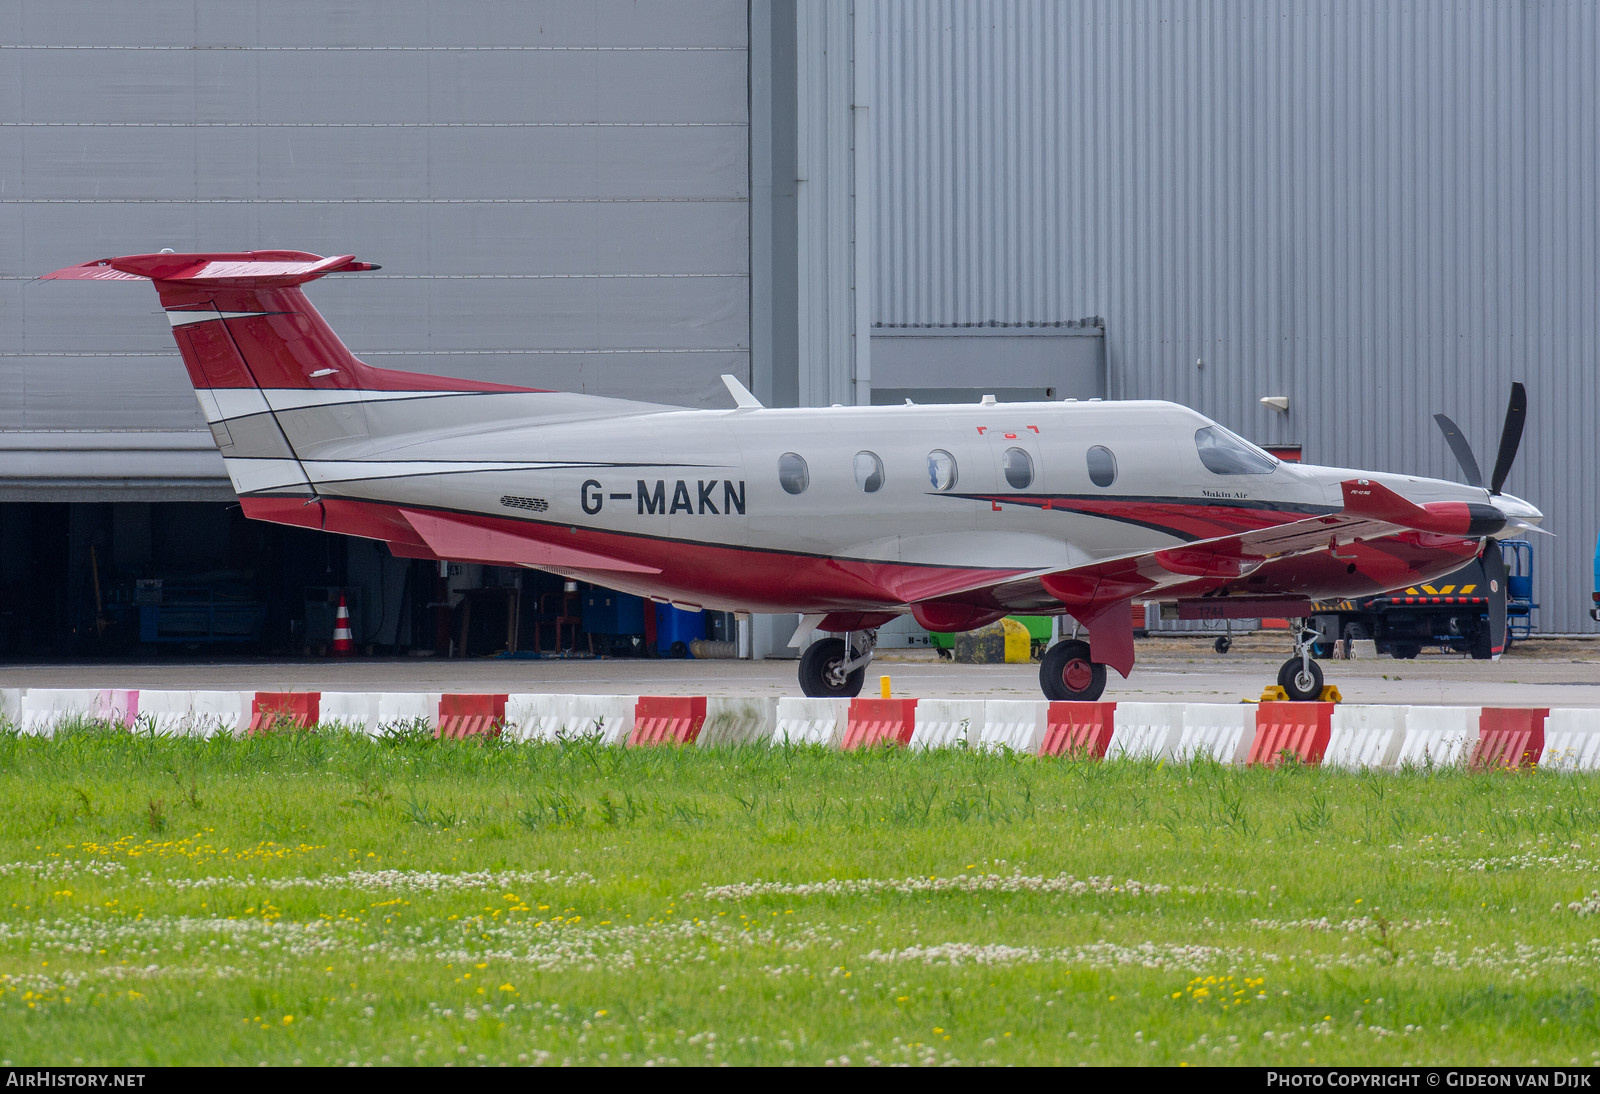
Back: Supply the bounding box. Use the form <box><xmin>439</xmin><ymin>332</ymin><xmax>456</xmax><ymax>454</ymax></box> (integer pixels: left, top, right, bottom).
<box><xmin>880</xmin><ymin>675</ymin><xmax>891</xmax><ymax>698</ymax></box>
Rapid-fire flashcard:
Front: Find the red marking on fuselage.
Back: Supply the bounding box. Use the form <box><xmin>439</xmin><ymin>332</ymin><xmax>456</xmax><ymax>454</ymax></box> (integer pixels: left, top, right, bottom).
<box><xmin>238</xmin><ymin>497</ymin><xmax>1480</xmax><ymax>616</ymax></box>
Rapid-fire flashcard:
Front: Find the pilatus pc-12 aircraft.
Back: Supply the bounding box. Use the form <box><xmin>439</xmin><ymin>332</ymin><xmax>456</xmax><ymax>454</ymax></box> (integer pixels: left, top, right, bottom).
<box><xmin>44</xmin><ymin>250</ymin><xmax>1544</xmax><ymax>701</ymax></box>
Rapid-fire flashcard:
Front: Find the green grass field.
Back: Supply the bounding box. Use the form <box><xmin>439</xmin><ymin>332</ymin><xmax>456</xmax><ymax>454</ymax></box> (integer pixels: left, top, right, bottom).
<box><xmin>0</xmin><ymin>723</ymin><xmax>1597</xmax><ymax>1066</ymax></box>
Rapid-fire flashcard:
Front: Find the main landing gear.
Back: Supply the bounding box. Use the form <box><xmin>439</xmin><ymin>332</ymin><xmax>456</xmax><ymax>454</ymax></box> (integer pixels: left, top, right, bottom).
<box><xmin>1276</xmin><ymin>621</ymin><xmax>1326</xmax><ymax>701</ymax></box>
<box><xmin>798</xmin><ymin>628</ymin><xmax>878</xmax><ymax>698</ymax></box>
<box><xmin>1039</xmin><ymin>639</ymin><xmax>1108</xmax><ymax>701</ymax></box>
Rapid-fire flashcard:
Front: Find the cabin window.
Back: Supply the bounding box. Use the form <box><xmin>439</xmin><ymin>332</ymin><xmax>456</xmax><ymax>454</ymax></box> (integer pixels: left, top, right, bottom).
<box><xmin>1194</xmin><ymin>426</ymin><xmax>1277</xmax><ymax>475</ymax></box>
<box><xmin>926</xmin><ymin>449</ymin><xmax>958</xmax><ymax>491</ymax></box>
<box><xmin>1002</xmin><ymin>447</ymin><xmax>1034</xmax><ymax>489</ymax></box>
<box><xmin>854</xmin><ymin>450</ymin><xmax>886</xmax><ymax>493</ymax></box>
<box><xmin>1087</xmin><ymin>445</ymin><xmax>1117</xmax><ymax>487</ymax></box>
<box><xmin>778</xmin><ymin>452</ymin><xmax>810</xmax><ymax>494</ymax></box>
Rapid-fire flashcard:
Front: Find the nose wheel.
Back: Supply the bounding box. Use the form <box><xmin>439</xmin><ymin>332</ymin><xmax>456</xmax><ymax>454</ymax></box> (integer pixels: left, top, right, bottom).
<box><xmin>797</xmin><ymin>629</ymin><xmax>877</xmax><ymax>698</ymax></box>
<box><xmin>1276</xmin><ymin>622</ymin><xmax>1326</xmax><ymax>701</ymax></box>
<box><xmin>1040</xmin><ymin>639</ymin><xmax>1108</xmax><ymax>701</ymax></box>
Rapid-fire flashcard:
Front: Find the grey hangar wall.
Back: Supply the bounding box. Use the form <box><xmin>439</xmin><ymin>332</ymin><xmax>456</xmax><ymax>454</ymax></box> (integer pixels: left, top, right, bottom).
<box><xmin>874</xmin><ymin>0</ymin><xmax>1600</xmax><ymax>633</ymax></box>
<box><xmin>3</xmin><ymin>0</ymin><xmax>1596</xmax><ymax>634</ymax></box>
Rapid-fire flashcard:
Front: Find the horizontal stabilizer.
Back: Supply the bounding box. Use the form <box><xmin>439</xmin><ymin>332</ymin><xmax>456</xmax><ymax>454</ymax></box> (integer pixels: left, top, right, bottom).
<box><xmin>41</xmin><ymin>251</ymin><xmax>378</xmax><ymax>287</ymax></box>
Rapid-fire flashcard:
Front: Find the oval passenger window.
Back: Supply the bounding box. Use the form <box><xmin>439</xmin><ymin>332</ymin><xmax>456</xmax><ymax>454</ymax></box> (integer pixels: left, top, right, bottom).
<box><xmin>777</xmin><ymin>452</ymin><xmax>809</xmax><ymax>495</ymax></box>
<box><xmin>854</xmin><ymin>450</ymin><xmax>886</xmax><ymax>493</ymax></box>
<box><xmin>1002</xmin><ymin>447</ymin><xmax>1034</xmax><ymax>489</ymax></box>
<box><xmin>926</xmin><ymin>449</ymin><xmax>958</xmax><ymax>491</ymax></box>
<box><xmin>1087</xmin><ymin>445</ymin><xmax>1117</xmax><ymax>487</ymax></box>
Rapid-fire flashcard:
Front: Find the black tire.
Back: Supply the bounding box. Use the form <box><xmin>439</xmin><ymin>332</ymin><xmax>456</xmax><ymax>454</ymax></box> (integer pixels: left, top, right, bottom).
<box><xmin>1391</xmin><ymin>642</ymin><xmax>1421</xmax><ymax>660</ymax></box>
<box><xmin>1276</xmin><ymin>656</ymin><xmax>1324</xmax><ymax>701</ymax></box>
<box><xmin>798</xmin><ymin>638</ymin><xmax>866</xmax><ymax>698</ymax></box>
<box><xmin>1311</xmin><ymin>641</ymin><xmax>1334</xmax><ymax>658</ymax></box>
<box><xmin>1214</xmin><ymin>636</ymin><xmax>1232</xmax><ymax>654</ymax></box>
<box><xmin>1040</xmin><ymin>639</ymin><xmax>1108</xmax><ymax>701</ymax></box>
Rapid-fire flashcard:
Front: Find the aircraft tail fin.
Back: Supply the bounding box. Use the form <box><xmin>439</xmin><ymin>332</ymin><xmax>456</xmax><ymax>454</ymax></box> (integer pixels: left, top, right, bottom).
<box><xmin>43</xmin><ymin>251</ymin><xmax>539</xmax><ymax>503</ymax></box>
<box><xmin>42</xmin><ymin>251</ymin><xmax>533</xmax><ymax>397</ymax></box>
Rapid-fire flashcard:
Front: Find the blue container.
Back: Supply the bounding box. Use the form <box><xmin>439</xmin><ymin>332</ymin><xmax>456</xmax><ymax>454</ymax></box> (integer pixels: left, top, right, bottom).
<box><xmin>654</xmin><ymin>603</ymin><xmax>706</xmax><ymax>657</ymax></box>
<box><xmin>582</xmin><ymin>590</ymin><xmax>645</xmax><ymax>635</ymax></box>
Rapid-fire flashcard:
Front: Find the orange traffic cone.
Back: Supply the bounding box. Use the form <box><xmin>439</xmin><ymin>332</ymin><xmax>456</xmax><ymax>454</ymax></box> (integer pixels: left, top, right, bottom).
<box><xmin>331</xmin><ymin>592</ymin><xmax>355</xmax><ymax>657</ymax></box>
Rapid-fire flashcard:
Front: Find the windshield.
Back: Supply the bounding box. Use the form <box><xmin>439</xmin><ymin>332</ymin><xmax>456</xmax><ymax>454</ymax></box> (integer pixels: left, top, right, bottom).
<box><xmin>1194</xmin><ymin>425</ymin><xmax>1278</xmax><ymax>475</ymax></box>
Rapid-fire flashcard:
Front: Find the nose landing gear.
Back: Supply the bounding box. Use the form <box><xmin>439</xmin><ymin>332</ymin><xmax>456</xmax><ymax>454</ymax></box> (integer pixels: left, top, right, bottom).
<box><xmin>797</xmin><ymin>628</ymin><xmax>878</xmax><ymax>698</ymax></box>
<box><xmin>1276</xmin><ymin>621</ymin><xmax>1326</xmax><ymax>701</ymax></box>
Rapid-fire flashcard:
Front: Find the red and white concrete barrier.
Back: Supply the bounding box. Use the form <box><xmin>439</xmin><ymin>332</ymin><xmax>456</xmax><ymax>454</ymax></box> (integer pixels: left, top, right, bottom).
<box><xmin>630</xmin><ymin>696</ymin><xmax>706</xmax><ymax>746</ymax></box>
<box><xmin>16</xmin><ymin>690</ymin><xmax>107</xmax><ymax>735</ymax></box>
<box><xmin>1542</xmin><ymin>709</ymin><xmax>1600</xmax><ymax>771</ymax></box>
<box><xmin>910</xmin><ymin>699</ymin><xmax>985</xmax><ymax>750</ymax></box>
<box><xmin>1106</xmin><ymin>702</ymin><xmax>1185</xmax><ymax>760</ymax></box>
<box><xmin>1175</xmin><ymin>704</ymin><xmax>1255</xmax><ymax>763</ymax></box>
<box><xmin>1324</xmin><ymin>705</ymin><xmax>1407</xmax><ymax>770</ymax></box>
<box><xmin>1471</xmin><ymin>707</ymin><xmax>1547</xmax><ymax>769</ymax></box>
<box><xmin>698</xmin><ymin>697</ymin><xmax>778</xmax><ymax>746</ymax></box>
<box><xmin>774</xmin><ymin>697</ymin><xmax>850</xmax><ymax>746</ymax></box>
<box><xmin>318</xmin><ymin>691</ymin><xmax>379</xmax><ymax>735</ymax></box>
<box><xmin>842</xmin><ymin>698</ymin><xmax>918</xmax><ymax>749</ymax></box>
<box><xmin>1040</xmin><ymin>702</ymin><xmax>1117</xmax><ymax>758</ymax></box>
<box><xmin>1248</xmin><ymin>702</ymin><xmax>1334</xmax><ymax>766</ymax></box>
<box><xmin>1395</xmin><ymin>706</ymin><xmax>1480</xmax><ymax>768</ymax></box>
<box><xmin>437</xmin><ymin>694</ymin><xmax>507</xmax><ymax>739</ymax></box>
<box><xmin>977</xmin><ymin>700</ymin><xmax>1048</xmax><ymax>752</ymax></box>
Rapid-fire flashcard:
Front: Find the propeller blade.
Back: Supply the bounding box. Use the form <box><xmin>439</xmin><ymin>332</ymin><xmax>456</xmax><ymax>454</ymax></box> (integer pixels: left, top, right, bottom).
<box><xmin>1483</xmin><ymin>538</ymin><xmax>1508</xmax><ymax>659</ymax></box>
<box><xmin>1487</xmin><ymin>382</ymin><xmax>1527</xmax><ymax>495</ymax></box>
<box><xmin>1432</xmin><ymin>413</ymin><xmax>1484</xmax><ymax>488</ymax></box>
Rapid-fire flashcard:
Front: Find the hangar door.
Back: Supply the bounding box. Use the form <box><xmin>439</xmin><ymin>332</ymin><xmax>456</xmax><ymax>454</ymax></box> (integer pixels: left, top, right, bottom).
<box><xmin>0</xmin><ymin>1</ymin><xmax>750</xmax><ymax>500</ymax></box>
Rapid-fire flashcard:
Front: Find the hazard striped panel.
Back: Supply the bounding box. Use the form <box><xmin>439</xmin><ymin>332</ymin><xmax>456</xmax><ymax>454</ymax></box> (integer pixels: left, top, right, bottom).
<box><xmin>1470</xmin><ymin>707</ymin><xmax>1547</xmax><ymax>770</ymax></box>
<box><xmin>842</xmin><ymin>698</ymin><xmax>919</xmax><ymax>749</ymax></box>
<box><xmin>1248</xmin><ymin>702</ymin><xmax>1334</xmax><ymax>765</ymax></box>
<box><xmin>247</xmin><ymin>692</ymin><xmax>320</xmax><ymax>735</ymax></box>
<box><xmin>1040</xmin><ymin>702</ymin><xmax>1117</xmax><ymax>758</ymax></box>
<box><xmin>435</xmin><ymin>694</ymin><xmax>507</xmax><ymax>740</ymax></box>
<box><xmin>629</xmin><ymin>696</ymin><xmax>708</xmax><ymax>746</ymax></box>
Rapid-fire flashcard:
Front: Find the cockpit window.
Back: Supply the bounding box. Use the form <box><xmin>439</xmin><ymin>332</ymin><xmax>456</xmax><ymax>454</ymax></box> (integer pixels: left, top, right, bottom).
<box><xmin>1194</xmin><ymin>426</ymin><xmax>1277</xmax><ymax>475</ymax></box>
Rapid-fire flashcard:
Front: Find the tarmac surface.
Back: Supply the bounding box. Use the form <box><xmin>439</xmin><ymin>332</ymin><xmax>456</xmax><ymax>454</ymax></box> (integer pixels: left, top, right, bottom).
<box><xmin>3</xmin><ymin>634</ymin><xmax>1599</xmax><ymax>706</ymax></box>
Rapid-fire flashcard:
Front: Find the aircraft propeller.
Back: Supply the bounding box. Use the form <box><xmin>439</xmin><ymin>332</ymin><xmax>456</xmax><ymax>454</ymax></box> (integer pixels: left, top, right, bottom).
<box><xmin>1432</xmin><ymin>382</ymin><xmax>1526</xmax><ymax>496</ymax></box>
<box><xmin>1432</xmin><ymin>382</ymin><xmax>1530</xmax><ymax>658</ymax></box>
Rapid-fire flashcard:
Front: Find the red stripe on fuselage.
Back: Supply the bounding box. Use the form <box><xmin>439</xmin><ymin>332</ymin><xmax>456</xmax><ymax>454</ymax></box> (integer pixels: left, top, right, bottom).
<box><xmin>240</xmin><ymin>495</ymin><xmax>1483</xmax><ymax>616</ymax></box>
<box><xmin>971</xmin><ymin>495</ymin><xmax>1334</xmax><ymax>540</ymax></box>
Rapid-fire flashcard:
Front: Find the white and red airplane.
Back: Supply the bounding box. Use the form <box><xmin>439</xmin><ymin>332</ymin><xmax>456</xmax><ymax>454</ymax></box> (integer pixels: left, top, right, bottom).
<box><xmin>43</xmin><ymin>250</ymin><xmax>1543</xmax><ymax>701</ymax></box>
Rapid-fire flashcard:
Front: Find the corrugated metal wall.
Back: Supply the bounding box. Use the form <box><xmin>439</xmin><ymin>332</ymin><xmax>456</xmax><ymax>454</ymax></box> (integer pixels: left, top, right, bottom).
<box><xmin>1</xmin><ymin>0</ymin><xmax>748</xmax><ymax>496</ymax></box>
<box><xmin>875</xmin><ymin>0</ymin><xmax>1600</xmax><ymax>633</ymax></box>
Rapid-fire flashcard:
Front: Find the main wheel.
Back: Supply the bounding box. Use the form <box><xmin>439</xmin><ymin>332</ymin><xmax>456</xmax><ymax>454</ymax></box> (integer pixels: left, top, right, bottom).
<box><xmin>1276</xmin><ymin>656</ymin><xmax>1324</xmax><ymax>701</ymax></box>
<box><xmin>1040</xmin><ymin>640</ymin><xmax>1108</xmax><ymax>701</ymax></box>
<box><xmin>1213</xmin><ymin>636</ymin><xmax>1232</xmax><ymax>654</ymax></box>
<box><xmin>798</xmin><ymin>637</ymin><xmax>866</xmax><ymax>698</ymax></box>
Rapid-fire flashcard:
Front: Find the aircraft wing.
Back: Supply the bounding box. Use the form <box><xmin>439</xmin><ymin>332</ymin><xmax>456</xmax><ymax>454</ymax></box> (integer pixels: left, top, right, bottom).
<box><xmin>901</xmin><ymin>478</ymin><xmax>1497</xmax><ymax>667</ymax></box>
<box><xmin>398</xmin><ymin>508</ymin><xmax>661</xmax><ymax>574</ymax></box>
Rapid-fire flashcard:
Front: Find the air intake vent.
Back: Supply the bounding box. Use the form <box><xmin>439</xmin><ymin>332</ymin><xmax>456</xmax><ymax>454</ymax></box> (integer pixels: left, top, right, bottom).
<box><xmin>500</xmin><ymin>495</ymin><xmax>549</xmax><ymax>513</ymax></box>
